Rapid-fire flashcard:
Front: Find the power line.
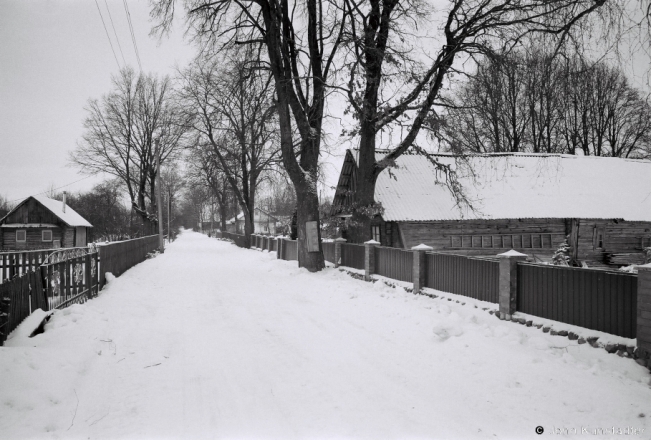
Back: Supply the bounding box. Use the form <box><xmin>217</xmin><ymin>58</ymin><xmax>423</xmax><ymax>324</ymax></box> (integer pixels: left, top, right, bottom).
<box><xmin>122</xmin><ymin>0</ymin><xmax>143</xmax><ymax>73</ymax></box>
<box><xmin>104</xmin><ymin>0</ymin><xmax>127</xmax><ymax>67</ymax></box>
<box><xmin>94</xmin><ymin>0</ymin><xmax>121</xmax><ymax>70</ymax></box>
<box><xmin>8</xmin><ymin>176</ymin><xmax>95</xmax><ymax>205</ymax></box>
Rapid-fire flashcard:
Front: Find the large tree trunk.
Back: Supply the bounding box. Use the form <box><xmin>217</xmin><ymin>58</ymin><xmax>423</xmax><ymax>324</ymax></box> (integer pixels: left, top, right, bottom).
<box><xmin>295</xmin><ymin>176</ymin><xmax>324</xmax><ymax>271</ymax></box>
<box><xmin>348</xmin><ymin>125</ymin><xmax>379</xmax><ymax>243</ymax></box>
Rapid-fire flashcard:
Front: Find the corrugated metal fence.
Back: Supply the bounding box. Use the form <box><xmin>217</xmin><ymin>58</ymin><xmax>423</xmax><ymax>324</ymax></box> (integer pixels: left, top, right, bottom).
<box><xmin>375</xmin><ymin>247</ymin><xmax>413</xmax><ymax>282</ymax></box>
<box><xmin>322</xmin><ymin>242</ymin><xmax>336</xmax><ymax>264</ymax></box>
<box><xmin>517</xmin><ymin>263</ymin><xmax>637</xmax><ymax>338</ymax></box>
<box><xmin>341</xmin><ymin>243</ymin><xmax>365</xmax><ymax>270</ymax></box>
<box><xmin>425</xmin><ymin>253</ymin><xmax>500</xmax><ymax>303</ymax></box>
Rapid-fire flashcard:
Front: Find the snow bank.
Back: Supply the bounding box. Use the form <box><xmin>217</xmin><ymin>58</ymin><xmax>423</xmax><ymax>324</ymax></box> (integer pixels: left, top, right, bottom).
<box><xmin>0</xmin><ymin>230</ymin><xmax>648</xmax><ymax>439</ymax></box>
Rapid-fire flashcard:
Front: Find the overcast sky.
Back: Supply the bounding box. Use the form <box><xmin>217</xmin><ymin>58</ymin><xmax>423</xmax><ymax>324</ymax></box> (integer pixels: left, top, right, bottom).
<box><xmin>1</xmin><ymin>1</ymin><xmax>648</xmax><ymax>206</ymax></box>
<box><xmin>0</xmin><ymin>0</ymin><xmax>194</xmax><ymax>203</ymax></box>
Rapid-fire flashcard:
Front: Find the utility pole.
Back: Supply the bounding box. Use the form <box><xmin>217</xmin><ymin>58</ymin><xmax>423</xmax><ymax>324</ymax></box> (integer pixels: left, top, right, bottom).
<box><xmin>167</xmin><ymin>186</ymin><xmax>171</xmax><ymax>242</ymax></box>
<box><xmin>155</xmin><ymin>140</ymin><xmax>164</xmax><ymax>253</ymax></box>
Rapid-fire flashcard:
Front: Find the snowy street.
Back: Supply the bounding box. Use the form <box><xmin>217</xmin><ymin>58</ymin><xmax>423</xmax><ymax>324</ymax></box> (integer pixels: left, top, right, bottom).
<box><xmin>1</xmin><ymin>230</ymin><xmax>650</xmax><ymax>439</ymax></box>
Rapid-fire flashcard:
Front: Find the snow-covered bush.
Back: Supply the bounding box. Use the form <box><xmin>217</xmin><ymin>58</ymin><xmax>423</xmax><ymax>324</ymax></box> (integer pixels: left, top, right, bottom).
<box><xmin>551</xmin><ymin>240</ymin><xmax>571</xmax><ymax>266</ymax></box>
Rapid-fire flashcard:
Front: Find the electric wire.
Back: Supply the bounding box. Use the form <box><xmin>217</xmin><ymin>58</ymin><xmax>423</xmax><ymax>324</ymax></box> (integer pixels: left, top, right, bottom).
<box><xmin>104</xmin><ymin>0</ymin><xmax>127</xmax><ymax>67</ymax></box>
<box><xmin>7</xmin><ymin>176</ymin><xmax>95</xmax><ymax>205</ymax></box>
<box><xmin>94</xmin><ymin>0</ymin><xmax>122</xmax><ymax>70</ymax></box>
<box><xmin>122</xmin><ymin>0</ymin><xmax>143</xmax><ymax>72</ymax></box>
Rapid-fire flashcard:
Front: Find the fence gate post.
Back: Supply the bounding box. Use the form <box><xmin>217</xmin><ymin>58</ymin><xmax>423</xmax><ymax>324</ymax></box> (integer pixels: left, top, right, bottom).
<box><xmin>334</xmin><ymin>238</ymin><xmax>347</xmax><ymax>268</ymax></box>
<box><xmin>411</xmin><ymin>244</ymin><xmax>433</xmax><ymax>294</ymax></box>
<box><xmin>364</xmin><ymin>240</ymin><xmax>380</xmax><ymax>281</ymax></box>
<box><xmin>497</xmin><ymin>250</ymin><xmax>528</xmax><ymax>320</ymax></box>
<box><xmin>276</xmin><ymin>236</ymin><xmax>282</xmax><ymax>259</ymax></box>
<box><xmin>637</xmin><ymin>264</ymin><xmax>651</xmax><ymax>368</ymax></box>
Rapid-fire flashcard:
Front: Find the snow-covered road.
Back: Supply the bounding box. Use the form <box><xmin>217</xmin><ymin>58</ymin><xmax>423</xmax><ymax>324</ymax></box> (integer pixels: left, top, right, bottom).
<box><xmin>1</xmin><ymin>230</ymin><xmax>650</xmax><ymax>439</ymax></box>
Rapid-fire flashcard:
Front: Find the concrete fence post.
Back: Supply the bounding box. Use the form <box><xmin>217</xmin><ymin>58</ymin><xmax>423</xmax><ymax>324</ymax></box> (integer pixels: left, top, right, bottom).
<box><xmin>637</xmin><ymin>264</ymin><xmax>651</xmax><ymax>367</ymax></box>
<box><xmin>497</xmin><ymin>250</ymin><xmax>528</xmax><ymax>321</ymax></box>
<box><xmin>334</xmin><ymin>238</ymin><xmax>346</xmax><ymax>268</ymax></box>
<box><xmin>364</xmin><ymin>240</ymin><xmax>380</xmax><ymax>281</ymax></box>
<box><xmin>411</xmin><ymin>244</ymin><xmax>433</xmax><ymax>294</ymax></box>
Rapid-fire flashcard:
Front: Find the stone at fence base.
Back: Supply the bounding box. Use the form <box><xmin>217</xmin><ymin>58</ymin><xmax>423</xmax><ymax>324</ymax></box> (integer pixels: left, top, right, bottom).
<box><xmin>411</xmin><ymin>244</ymin><xmax>432</xmax><ymax>294</ymax></box>
<box><xmin>605</xmin><ymin>344</ymin><xmax>618</xmax><ymax>353</ymax></box>
<box><xmin>497</xmin><ymin>250</ymin><xmax>527</xmax><ymax>320</ymax></box>
<box><xmin>568</xmin><ymin>332</ymin><xmax>579</xmax><ymax>340</ymax></box>
<box><xmin>578</xmin><ymin>337</ymin><xmax>586</xmax><ymax>344</ymax></box>
<box><xmin>364</xmin><ymin>240</ymin><xmax>380</xmax><ymax>281</ymax></box>
<box><xmin>334</xmin><ymin>238</ymin><xmax>346</xmax><ymax>268</ymax></box>
<box><xmin>542</xmin><ymin>326</ymin><xmax>550</xmax><ymax>333</ymax></box>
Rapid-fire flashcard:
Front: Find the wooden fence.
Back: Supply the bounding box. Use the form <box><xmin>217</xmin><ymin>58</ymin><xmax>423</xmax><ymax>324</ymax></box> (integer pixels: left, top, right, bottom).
<box><xmin>0</xmin><ymin>235</ymin><xmax>160</xmax><ymax>345</ymax></box>
<box><xmin>1</xmin><ymin>249</ymin><xmax>59</xmax><ymax>283</ymax></box>
<box><xmin>98</xmin><ymin>235</ymin><xmax>159</xmax><ymax>287</ymax></box>
<box><xmin>517</xmin><ymin>263</ymin><xmax>637</xmax><ymax>338</ymax></box>
<box><xmin>322</xmin><ymin>242</ymin><xmax>336</xmax><ymax>264</ymax></box>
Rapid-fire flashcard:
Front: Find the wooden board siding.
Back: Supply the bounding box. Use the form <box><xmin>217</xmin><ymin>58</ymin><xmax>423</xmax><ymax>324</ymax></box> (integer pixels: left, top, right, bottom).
<box><xmin>1</xmin><ymin>227</ymin><xmax>62</xmax><ymax>251</ymax></box>
<box><xmin>4</xmin><ymin>198</ymin><xmax>62</xmax><ymax>225</ymax></box>
<box><xmin>63</xmin><ymin>227</ymin><xmax>75</xmax><ymax>248</ymax></box>
<box><xmin>398</xmin><ymin>219</ymin><xmax>567</xmax><ymax>259</ymax></box>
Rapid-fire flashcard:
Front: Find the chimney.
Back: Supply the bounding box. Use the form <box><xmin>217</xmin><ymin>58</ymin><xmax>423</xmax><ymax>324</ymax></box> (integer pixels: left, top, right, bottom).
<box><xmin>62</xmin><ymin>191</ymin><xmax>66</xmax><ymax>213</ymax></box>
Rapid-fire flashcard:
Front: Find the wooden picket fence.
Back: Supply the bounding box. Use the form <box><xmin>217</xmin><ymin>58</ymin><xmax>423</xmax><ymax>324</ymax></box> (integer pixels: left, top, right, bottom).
<box><xmin>0</xmin><ymin>235</ymin><xmax>159</xmax><ymax>345</ymax></box>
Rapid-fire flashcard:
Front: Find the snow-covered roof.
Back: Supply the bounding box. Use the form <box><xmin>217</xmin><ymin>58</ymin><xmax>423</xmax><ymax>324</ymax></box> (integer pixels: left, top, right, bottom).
<box><xmin>0</xmin><ymin>195</ymin><xmax>93</xmax><ymax>227</ymax></box>
<box><xmin>368</xmin><ymin>151</ymin><xmax>651</xmax><ymax>222</ymax></box>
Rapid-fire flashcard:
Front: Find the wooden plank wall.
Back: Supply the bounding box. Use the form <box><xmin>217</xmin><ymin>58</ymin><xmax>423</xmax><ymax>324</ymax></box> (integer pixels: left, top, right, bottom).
<box><xmin>98</xmin><ymin>236</ymin><xmax>159</xmax><ymax>287</ymax></box>
<box><xmin>2</xmin><ymin>228</ymin><xmax>63</xmax><ymax>251</ymax></box>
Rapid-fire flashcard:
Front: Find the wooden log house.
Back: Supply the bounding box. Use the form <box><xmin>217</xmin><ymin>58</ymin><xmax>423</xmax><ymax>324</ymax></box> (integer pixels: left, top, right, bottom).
<box><xmin>332</xmin><ymin>150</ymin><xmax>651</xmax><ymax>267</ymax></box>
<box><xmin>0</xmin><ymin>195</ymin><xmax>93</xmax><ymax>251</ymax></box>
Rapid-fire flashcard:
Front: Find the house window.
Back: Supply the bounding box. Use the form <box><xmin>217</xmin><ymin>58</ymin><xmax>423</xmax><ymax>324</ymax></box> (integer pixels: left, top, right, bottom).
<box><xmin>593</xmin><ymin>226</ymin><xmax>605</xmax><ymax>249</ymax></box>
<box><xmin>42</xmin><ymin>230</ymin><xmax>53</xmax><ymax>242</ymax></box>
<box><xmin>16</xmin><ymin>230</ymin><xmax>26</xmax><ymax>242</ymax></box>
<box><xmin>371</xmin><ymin>225</ymin><xmax>381</xmax><ymax>242</ymax></box>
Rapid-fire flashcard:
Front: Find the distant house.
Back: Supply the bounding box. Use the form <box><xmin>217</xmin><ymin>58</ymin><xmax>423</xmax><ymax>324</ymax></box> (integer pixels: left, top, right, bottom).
<box><xmin>0</xmin><ymin>195</ymin><xmax>93</xmax><ymax>251</ymax></box>
<box><xmin>332</xmin><ymin>150</ymin><xmax>651</xmax><ymax>267</ymax></box>
<box><xmin>226</xmin><ymin>208</ymin><xmax>279</xmax><ymax>235</ymax></box>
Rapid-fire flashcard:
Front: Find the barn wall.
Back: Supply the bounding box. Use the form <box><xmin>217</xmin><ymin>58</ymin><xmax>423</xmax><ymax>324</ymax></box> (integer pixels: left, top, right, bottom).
<box><xmin>4</xmin><ymin>199</ymin><xmax>62</xmax><ymax>225</ymax></box>
<box><xmin>398</xmin><ymin>219</ymin><xmax>568</xmax><ymax>260</ymax></box>
<box><xmin>62</xmin><ymin>227</ymin><xmax>75</xmax><ymax>248</ymax></box>
<box><xmin>1</xmin><ymin>227</ymin><xmax>62</xmax><ymax>251</ymax></box>
<box><xmin>397</xmin><ymin>218</ymin><xmax>651</xmax><ymax>266</ymax></box>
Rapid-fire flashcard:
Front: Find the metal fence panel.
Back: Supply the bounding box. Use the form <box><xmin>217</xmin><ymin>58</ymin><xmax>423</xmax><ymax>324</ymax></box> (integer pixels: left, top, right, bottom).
<box><xmin>375</xmin><ymin>247</ymin><xmax>412</xmax><ymax>282</ymax></box>
<box><xmin>284</xmin><ymin>240</ymin><xmax>298</xmax><ymax>261</ymax></box>
<box><xmin>425</xmin><ymin>253</ymin><xmax>499</xmax><ymax>303</ymax></box>
<box><xmin>517</xmin><ymin>263</ymin><xmax>637</xmax><ymax>338</ymax></box>
<box><xmin>341</xmin><ymin>243</ymin><xmax>365</xmax><ymax>270</ymax></box>
<box><xmin>322</xmin><ymin>242</ymin><xmax>336</xmax><ymax>264</ymax></box>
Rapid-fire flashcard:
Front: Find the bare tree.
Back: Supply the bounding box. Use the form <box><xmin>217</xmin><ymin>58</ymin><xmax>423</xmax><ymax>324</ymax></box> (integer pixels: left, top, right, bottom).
<box><xmin>151</xmin><ymin>0</ymin><xmax>346</xmax><ymax>271</ymax></box>
<box><xmin>443</xmin><ymin>51</ymin><xmax>651</xmax><ymax>158</ymax></box>
<box><xmin>178</xmin><ymin>51</ymin><xmax>280</xmax><ymax>247</ymax></box>
<box><xmin>71</xmin><ymin>68</ymin><xmax>189</xmax><ymax>234</ymax></box>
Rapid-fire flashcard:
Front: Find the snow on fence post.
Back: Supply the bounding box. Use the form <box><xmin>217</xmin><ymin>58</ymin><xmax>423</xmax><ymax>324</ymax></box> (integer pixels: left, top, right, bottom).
<box><xmin>364</xmin><ymin>240</ymin><xmax>380</xmax><ymax>281</ymax></box>
<box><xmin>497</xmin><ymin>250</ymin><xmax>527</xmax><ymax>321</ymax></box>
<box><xmin>334</xmin><ymin>238</ymin><xmax>346</xmax><ymax>268</ymax></box>
<box><xmin>411</xmin><ymin>244</ymin><xmax>433</xmax><ymax>294</ymax></box>
<box><xmin>637</xmin><ymin>264</ymin><xmax>651</xmax><ymax>368</ymax></box>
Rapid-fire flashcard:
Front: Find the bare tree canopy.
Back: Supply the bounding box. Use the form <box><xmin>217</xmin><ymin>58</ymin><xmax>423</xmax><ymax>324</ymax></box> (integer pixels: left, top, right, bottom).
<box><xmin>151</xmin><ymin>0</ymin><xmax>347</xmax><ymax>271</ymax></box>
<box><xmin>442</xmin><ymin>50</ymin><xmax>651</xmax><ymax>158</ymax></box>
<box><xmin>178</xmin><ymin>49</ymin><xmax>280</xmax><ymax>246</ymax></box>
<box><xmin>71</xmin><ymin>68</ymin><xmax>189</xmax><ymax>234</ymax></box>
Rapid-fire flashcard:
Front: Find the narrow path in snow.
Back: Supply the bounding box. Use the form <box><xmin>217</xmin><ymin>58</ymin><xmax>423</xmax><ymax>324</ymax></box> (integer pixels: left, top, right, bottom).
<box><xmin>1</xmin><ymin>230</ymin><xmax>650</xmax><ymax>439</ymax></box>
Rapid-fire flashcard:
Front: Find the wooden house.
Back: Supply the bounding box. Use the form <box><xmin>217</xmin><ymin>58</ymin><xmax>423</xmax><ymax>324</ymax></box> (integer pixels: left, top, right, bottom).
<box><xmin>0</xmin><ymin>195</ymin><xmax>93</xmax><ymax>251</ymax></box>
<box><xmin>332</xmin><ymin>150</ymin><xmax>651</xmax><ymax>267</ymax></box>
<box><xmin>226</xmin><ymin>208</ymin><xmax>279</xmax><ymax>235</ymax></box>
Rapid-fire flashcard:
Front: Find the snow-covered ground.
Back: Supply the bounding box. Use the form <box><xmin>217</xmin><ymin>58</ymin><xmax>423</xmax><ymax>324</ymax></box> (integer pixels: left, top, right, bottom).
<box><xmin>1</xmin><ymin>230</ymin><xmax>649</xmax><ymax>439</ymax></box>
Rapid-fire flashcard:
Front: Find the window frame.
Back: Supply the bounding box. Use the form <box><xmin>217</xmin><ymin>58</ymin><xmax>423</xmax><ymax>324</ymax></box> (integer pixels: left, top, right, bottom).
<box><xmin>16</xmin><ymin>230</ymin><xmax>26</xmax><ymax>243</ymax></box>
<box><xmin>42</xmin><ymin>230</ymin><xmax>53</xmax><ymax>242</ymax></box>
<box><xmin>371</xmin><ymin>225</ymin><xmax>381</xmax><ymax>242</ymax></box>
